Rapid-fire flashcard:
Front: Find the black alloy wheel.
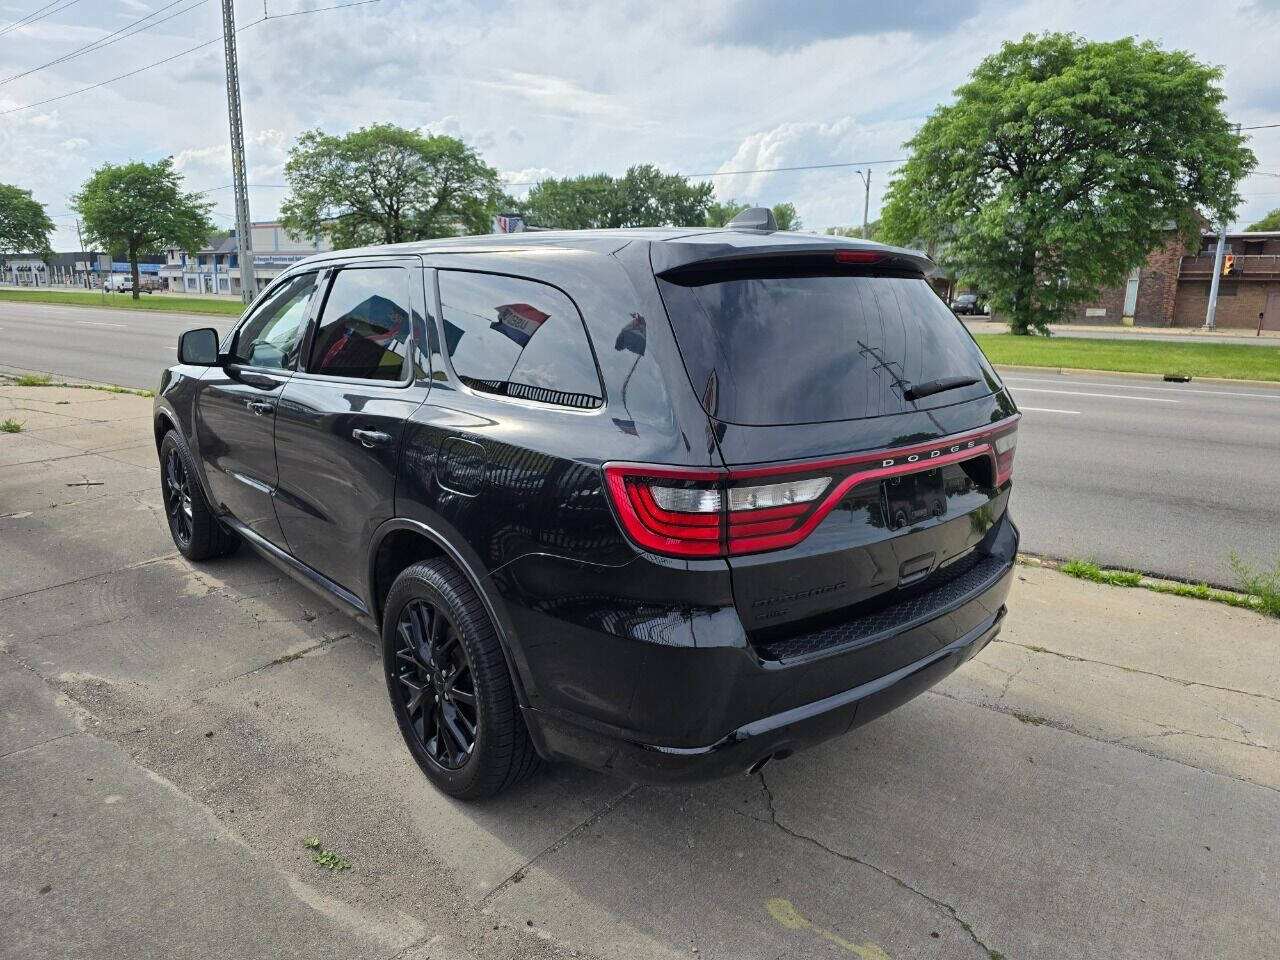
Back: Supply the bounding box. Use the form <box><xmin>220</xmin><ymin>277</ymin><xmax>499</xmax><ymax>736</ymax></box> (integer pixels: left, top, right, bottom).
<box><xmin>393</xmin><ymin>599</ymin><xmax>479</xmax><ymax>770</ymax></box>
<box><xmin>381</xmin><ymin>558</ymin><xmax>541</xmax><ymax>799</ymax></box>
<box><xmin>164</xmin><ymin>446</ymin><xmax>194</xmax><ymax>548</ymax></box>
<box><xmin>157</xmin><ymin>431</ymin><xmax>239</xmax><ymax>561</ymax></box>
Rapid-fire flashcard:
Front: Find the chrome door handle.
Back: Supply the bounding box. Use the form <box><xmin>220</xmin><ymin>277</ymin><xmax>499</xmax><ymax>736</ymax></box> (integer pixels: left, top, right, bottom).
<box><xmin>247</xmin><ymin>400</ymin><xmax>274</xmax><ymax>416</ymax></box>
<box><xmin>352</xmin><ymin>428</ymin><xmax>392</xmax><ymax>448</ymax></box>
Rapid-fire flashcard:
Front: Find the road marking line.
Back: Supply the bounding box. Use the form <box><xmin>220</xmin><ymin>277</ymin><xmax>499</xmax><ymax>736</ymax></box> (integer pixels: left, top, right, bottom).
<box><xmin>1002</xmin><ymin>375</ymin><xmax>1279</xmax><ymax>400</ymax></box>
<box><xmin>1018</xmin><ymin>406</ymin><xmax>1081</xmax><ymax>414</ymax></box>
<box><xmin>76</xmin><ymin>320</ymin><xmax>126</xmax><ymax>327</ymax></box>
<box><xmin>1012</xmin><ymin>387</ymin><xmax>1179</xmax><ymax>403</ymax></box>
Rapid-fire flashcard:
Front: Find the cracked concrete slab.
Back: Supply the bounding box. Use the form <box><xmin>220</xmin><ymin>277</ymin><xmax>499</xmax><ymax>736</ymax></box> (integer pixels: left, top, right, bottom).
<box><xmin>938</xmin><ymin>568</ymin><xmax>1280</xmax><ymax>790</ymax></box>
<box><xmin>0</xmin><ymin>451</ymin><xmax>154</xmax><ymax>513</ymax></box>
<box><xmin>0</xmin><ymin>728</ymin><xmax>402</xmax><ymax>959</ymax></box>
<box><xmin>0</xmin><ymin>654</ymin><xmax>85</xmax><ymax>757</ymax></box>
<box><xmin>760</xmin><ymin>693</ymin><xmax>1280</xmax><ymax>960</ymax></box>
<box><xmin>0</xmin><ymin>553</ymin><xmax>353</xmax><ymax>721</ymax></box>
<box><xmin>0</xmin><ymin>492</ymin><xmax>176</xmax><ymax>599</ymax></box>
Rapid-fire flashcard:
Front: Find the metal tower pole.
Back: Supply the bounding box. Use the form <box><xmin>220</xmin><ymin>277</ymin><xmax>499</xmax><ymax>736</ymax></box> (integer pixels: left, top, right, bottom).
<box><xmin>221</xmin><ymin>0</ymin><xmax>256</xmax><ymax>304</ymax></box>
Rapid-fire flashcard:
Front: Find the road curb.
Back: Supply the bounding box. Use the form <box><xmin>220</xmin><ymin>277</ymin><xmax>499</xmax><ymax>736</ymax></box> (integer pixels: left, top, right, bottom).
<box><xmin>993</xmin><ymin>364</ymin><xmax>1280</xmax><ymax>389</ymax></box>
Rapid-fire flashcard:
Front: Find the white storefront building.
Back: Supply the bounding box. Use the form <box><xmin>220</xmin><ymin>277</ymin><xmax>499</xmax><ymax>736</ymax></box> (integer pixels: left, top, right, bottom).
<box><xmin>161</xmin><ymin>221</ymin><xmax>331</xmax><ymax>295</ymax></box>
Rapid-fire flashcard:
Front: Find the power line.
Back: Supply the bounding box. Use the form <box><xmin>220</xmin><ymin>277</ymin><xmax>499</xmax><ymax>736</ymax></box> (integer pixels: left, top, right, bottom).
<box><xmin>0</xmin><ymin>0</ymin><xmax>83</xmax><ymax>39</ymax></box>
<box><xmin>1241</xmin><ymin>122</ymin><xmax>1280</xmax><ymax>131</ymax></box>
<box><xmin>0</xmin><ymin>0</ymin><xmax>209</xmax><ymax>88</ymax></box>
<box><xmin>0</xmin><ymin>0</ymin><xmax>379</xmax><ymax>116</ymax></box>
<box><xmin>503</xmin><ymin>156</ymin><xmax>908</xmax><ymax>188</ymax></box>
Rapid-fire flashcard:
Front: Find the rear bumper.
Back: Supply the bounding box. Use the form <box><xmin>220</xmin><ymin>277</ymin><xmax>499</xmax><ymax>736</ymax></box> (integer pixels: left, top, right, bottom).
<box><xmin>523</xmin><ymin>585</ymin><xmax>1009</xmax><ymax>783</ymax></box>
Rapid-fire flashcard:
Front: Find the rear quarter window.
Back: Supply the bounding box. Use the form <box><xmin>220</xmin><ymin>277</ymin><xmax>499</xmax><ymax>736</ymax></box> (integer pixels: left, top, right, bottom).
<box><xmin>657</xmin><ymin>266</ymin><xmax>999</xmax><ymax>425</ymax></box>
<box><xmin>437</xmin><ymin>270</ymin><xmax>603</xmax><ymax>409</ymax></box>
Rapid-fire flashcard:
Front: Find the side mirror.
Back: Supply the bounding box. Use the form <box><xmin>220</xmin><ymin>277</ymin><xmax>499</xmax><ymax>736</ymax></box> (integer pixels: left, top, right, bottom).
<box><xmin>178</xmin><ymin>327</ymin><xmax>220</xmax><ymax>366</ymax></box>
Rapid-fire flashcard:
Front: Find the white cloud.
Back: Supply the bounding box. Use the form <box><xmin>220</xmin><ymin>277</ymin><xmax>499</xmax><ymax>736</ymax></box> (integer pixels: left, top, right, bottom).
<box><xmin>0</xmin><ymin>0</ymin><xmax>1275</xmax><ymax>250</ymax></box>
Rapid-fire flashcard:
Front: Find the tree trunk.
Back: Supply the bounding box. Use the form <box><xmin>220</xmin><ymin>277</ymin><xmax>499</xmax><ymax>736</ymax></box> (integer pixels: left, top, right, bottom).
<box><xmin>129</xmin><ymin>244</ymin><xmax>140</xmax><ymax>301</ymax></box>
<box><xmin>1008</xmin><ymin>244</ymin><xmax>1037</xmax><ymax>335</ymax></box>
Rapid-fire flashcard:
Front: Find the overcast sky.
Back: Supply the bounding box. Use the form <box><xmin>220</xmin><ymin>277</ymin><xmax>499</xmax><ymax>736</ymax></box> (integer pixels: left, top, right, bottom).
<box><xmin>1</xmin><ymin>0</ymin><xmax>1277</xmax><ymax>250</ymax></box>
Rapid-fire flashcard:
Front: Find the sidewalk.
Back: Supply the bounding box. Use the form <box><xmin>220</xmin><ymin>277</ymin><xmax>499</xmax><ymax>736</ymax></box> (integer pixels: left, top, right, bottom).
<box><xmin>3</xmin><ymin>384</ymin><xmax>1278</xmax><ymax>960</ymax></box>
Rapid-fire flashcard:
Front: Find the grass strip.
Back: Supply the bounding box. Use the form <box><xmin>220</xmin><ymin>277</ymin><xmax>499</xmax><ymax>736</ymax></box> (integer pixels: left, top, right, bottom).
<box><xmin>973</xmin><ymin>334</ymin><xmax>1280</xmax><ymax>382</ymax></box>
<box><xmin>0</xmin><ymin>288</ymin><xmax>243</xmax><ymax>316</ymax></box>
<box><xmin>2</xmin><ymin>373</ymin><xmax>154</xmax><ymax>397</ymax></box>
<box><xmin>1039</xmin><ymin>557</ymin><xmax>1277</xmax><ymax>618</ymax></box>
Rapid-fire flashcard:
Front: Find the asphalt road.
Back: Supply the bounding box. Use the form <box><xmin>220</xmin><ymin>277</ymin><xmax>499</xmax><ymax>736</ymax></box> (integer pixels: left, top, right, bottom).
<box><xmin>1005</xmin><ymin>371</ymin><xmax>1280</xmax><ymax>584</ymax></box>
<box><xmin>0</xmin><ymin>299</ymin><xmax>235</xmax><ymax>390</ymax></box>
<box><xmin>2</xmin><ymin>299</ymin><xmax>1277</xmax><ymax>584</ymax></box>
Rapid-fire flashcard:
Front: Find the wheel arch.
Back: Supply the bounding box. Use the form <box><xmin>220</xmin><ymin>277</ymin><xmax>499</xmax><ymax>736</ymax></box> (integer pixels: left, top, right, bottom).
<box><xmin>367</xmin><ymin>517</ymin><xmax>534</xmax><ymax>709</ymax></box>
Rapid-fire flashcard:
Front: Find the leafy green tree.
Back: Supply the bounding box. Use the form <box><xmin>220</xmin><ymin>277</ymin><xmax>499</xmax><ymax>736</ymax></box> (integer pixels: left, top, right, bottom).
<box><xmin>72</xmin><ymin>158</ymin><xmax>213</xmax><ymax>300</ymax></box>
<box><xmin>0</xmin><ymin>183</ymin><xmax>54</xmax><ymax>257</ymax></box>
<box><xmin>770</xmin><ymin>202</ymin><xmax>802</xmax><ymax>231</ymax></box>
<box><xmin>704</xmin><ymin>197</ymin><xmax>749</xmax><ymax>227</ymax></box>
<box><xmin>1246</xmin><ymin>208</ymin><xmax>1280</xmax><ymax>231</ymax></box>
<box><xmin>880</xmin><ymin>33</ymin><xmax>1254</xmax><ymax>334</ymax></box>
<box><xmin>520</xmin><ymin>165</ymin><xmax>712</xmax><ymax>229</ymax></box>
<box><xmin>704</xmin><ymin>198</ymin><xmax>802</xmax><ymax>230</ymax></box>
<box><xmin>281</xmin><ymin>124</ymin><xmax>503</xmax><ymax>247</ymax></box>
<box><xmin>826</xmin><ymin>219</ymin><xmax>880</xmax><ymax>241</ymax></box>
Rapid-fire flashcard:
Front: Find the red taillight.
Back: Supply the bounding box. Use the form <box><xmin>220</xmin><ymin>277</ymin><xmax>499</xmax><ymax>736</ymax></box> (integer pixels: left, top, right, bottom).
<box><xmin>834</xmin><ymin>250</ymin><xmax>883</xmax><ymax>264</ymax></box>
<box><xmin>993</xmin><ymin>426</ymin><xmax>1017</xmax><ymax>485</ymax></box>
<box><xmin>603</xmin><ymin>417</ymin><xmax>1019</xmax><ymax>558</ymax></box>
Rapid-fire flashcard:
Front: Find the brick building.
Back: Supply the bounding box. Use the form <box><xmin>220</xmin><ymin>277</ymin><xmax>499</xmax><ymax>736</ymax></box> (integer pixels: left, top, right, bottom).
<box><xmin>1072</xmin><ymin>228</ymin><xmax>1280</xmax><ymax>331</ymax></box>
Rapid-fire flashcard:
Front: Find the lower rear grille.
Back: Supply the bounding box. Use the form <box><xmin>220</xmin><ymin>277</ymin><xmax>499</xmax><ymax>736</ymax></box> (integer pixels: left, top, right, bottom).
<box><xmin>753</xmin><ymin>553</ymin><xmax>1010</xmax><ymax>663</ymax></box>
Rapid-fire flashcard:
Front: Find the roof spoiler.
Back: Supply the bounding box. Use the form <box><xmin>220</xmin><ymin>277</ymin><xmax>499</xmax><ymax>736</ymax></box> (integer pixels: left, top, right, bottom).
<box><xmin>650</xmin><ymin>237</ymin><xmax>936</xmax><ymax>278</ymax></box>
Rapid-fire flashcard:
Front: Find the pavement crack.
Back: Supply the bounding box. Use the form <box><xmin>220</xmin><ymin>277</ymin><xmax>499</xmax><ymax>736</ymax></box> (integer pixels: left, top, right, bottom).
<box><xmin>0</xmin><ymin>553</ymin><xmax>179</xmax><ymax>604</ymax></box>
<box><xmin>994</xmin><ymin>638</ymin><xmax>1280</xmax><ymax>707</ymax></box>
<box><xmin>757</xmin><ymin>772</ymin><xmax>1003</xmax><ymax>960</ymax></box>
<box><xmin>479</xmin><ymin>782</ymin><xmax>639</xmax><ymax>907</ymax></box>
<box><xmin>929</xmin><ymin>690</ymin><xmax>1280</xmax><ymax>796</ymax></box>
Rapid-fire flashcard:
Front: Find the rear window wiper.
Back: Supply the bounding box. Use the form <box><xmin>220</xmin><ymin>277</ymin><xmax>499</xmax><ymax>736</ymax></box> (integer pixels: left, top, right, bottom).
<box><xmin>902</xmin><ymin>376</ymin><xmax>980</xmax><ymax>401</ymax></box>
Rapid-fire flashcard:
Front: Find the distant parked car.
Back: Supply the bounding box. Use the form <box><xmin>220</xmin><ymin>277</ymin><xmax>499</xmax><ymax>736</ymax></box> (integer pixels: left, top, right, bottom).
<box><xmin>951</xmin><ymin>293</ymin><xmax>981</xmax><ymax>315</ymax></box>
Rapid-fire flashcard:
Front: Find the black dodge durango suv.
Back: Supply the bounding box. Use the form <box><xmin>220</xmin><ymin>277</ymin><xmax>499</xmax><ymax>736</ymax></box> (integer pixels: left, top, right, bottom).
<box><xmin>154</xmin><ymin>216</ymin><xmax>1020</xmax><ymax>798</ymax></box>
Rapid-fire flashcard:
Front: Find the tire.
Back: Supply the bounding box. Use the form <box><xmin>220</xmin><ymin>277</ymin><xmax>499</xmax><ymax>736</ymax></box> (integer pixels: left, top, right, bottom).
<box><xmin>382</xmin><ymin>558</ymin><xmax>541</xmax><ymax>799</ymax></box>
<box><xmin>158</xmin><ymin>431</ymin><xmax>239</xmax><ymax>561</ymax></box>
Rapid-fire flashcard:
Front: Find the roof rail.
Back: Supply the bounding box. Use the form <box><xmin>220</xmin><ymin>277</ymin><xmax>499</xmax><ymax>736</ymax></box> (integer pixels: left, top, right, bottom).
<box><xmin>727</xmin><ymin>207</ymin><xmax>777</xmax><ymax>232</ymax></box>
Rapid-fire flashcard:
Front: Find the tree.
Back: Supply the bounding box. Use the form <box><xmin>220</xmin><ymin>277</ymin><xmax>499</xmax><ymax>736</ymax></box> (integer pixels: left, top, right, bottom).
<box><xmin>519</xmin><ymin>165</ymin><xmax>712</xmax><ymax>229</ymax></box>
<box><xmin>826</xmin><ymin>220</ymin><xmax>880</xmax><ymax>241</ymax></box>
<box><xmin>72</xmin><ymin>158</ymin><xmax>213</xmax><ymax>300</ymax></box>
<box><xmin>281</xmin><ymin>124</ymin><xmax>503</xmax><ymax>247</ymax></box>
<box><xmin>880</xmin><ymin>33</ymin><xmax>1255</xmax><ymax>334</ymax></box>
<box><xmin>0</xmin><ymin>183</ymin><xmax>54</xmax><ymax>256</ymax></box>
<box><xmin>770</xmin><ymin>202</ymin><xmax>802</xmax><ymax>231</ymax></box>
<box><xmin>704</xmin><ymin>197</ymin><xmax>802</xmax><ymax>230</ymax></box>
<box><xmin>1247</xmin><ymin>208</ymin><xmax>1280</xmax><ymax>231</ymax></box>
<box><xmin>704</xmin><ymin>198</ymin><xmax>748</xmax><ymax>227</ymax></box>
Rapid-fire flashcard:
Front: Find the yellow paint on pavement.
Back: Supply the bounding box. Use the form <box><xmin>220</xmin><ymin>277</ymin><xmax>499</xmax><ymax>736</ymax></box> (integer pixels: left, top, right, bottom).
<box><xmin>764</xmin><ymin>898</ymin><xmax>891</xmax><ymax>959</ymax></box>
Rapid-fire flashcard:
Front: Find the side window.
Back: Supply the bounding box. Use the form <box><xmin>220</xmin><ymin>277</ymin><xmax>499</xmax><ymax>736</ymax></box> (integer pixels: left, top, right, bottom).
<box><xmin>232</xmin><ymin>272</ymin><xmax>318</xmax><ymax>370</ymax></box>
<box><xmin>308</xmin><ymin>267</ymin><xmax>412</xmax><ymax>381</ymax></box>
<box><xmin>437</xmin><ymin>271</ymin><xmax>602</xmax><ymax>408</ymax></box>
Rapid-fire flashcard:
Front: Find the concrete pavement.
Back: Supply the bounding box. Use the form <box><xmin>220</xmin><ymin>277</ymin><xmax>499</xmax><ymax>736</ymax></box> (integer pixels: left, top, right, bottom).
<box><xmin>2</xmin><ymin>384</ymin><xmax>1278</xmax><ymax>960</ymax></box>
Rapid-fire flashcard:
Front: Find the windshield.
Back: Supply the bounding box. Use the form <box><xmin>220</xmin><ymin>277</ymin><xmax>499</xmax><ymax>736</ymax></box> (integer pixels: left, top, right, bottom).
<box><xmin>657</xmin><ymin>266</ymin><xmax>1000</xmax><ymax>426</ymax></box>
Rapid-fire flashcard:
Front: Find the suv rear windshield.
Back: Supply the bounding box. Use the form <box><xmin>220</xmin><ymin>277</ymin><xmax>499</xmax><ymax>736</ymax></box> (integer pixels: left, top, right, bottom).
<box><xmin>657</xmin><ymin>264</ymin><xmax>999</xmax><ymax>425</ymax></box>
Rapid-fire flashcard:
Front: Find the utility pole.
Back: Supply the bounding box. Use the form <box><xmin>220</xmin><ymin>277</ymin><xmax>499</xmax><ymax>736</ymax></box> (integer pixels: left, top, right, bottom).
<box><xmin>221</xmin><ymin>0</ymin><xmax>256</xmax><ymax>304</ymax></box>
<box><xmin>853</xmin><ymin>169</ymin><xmax>871</xmax><ymax>239</ymax></box>
<box><xmin>1205</xmin><ymin>123</ymin><xmax>1242</xmax><ymax>330</ymax></box>
<box><xmin>75</xmin><ymin>219</ymin><xmax>87</xmax><ymax>289</ymax></box>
